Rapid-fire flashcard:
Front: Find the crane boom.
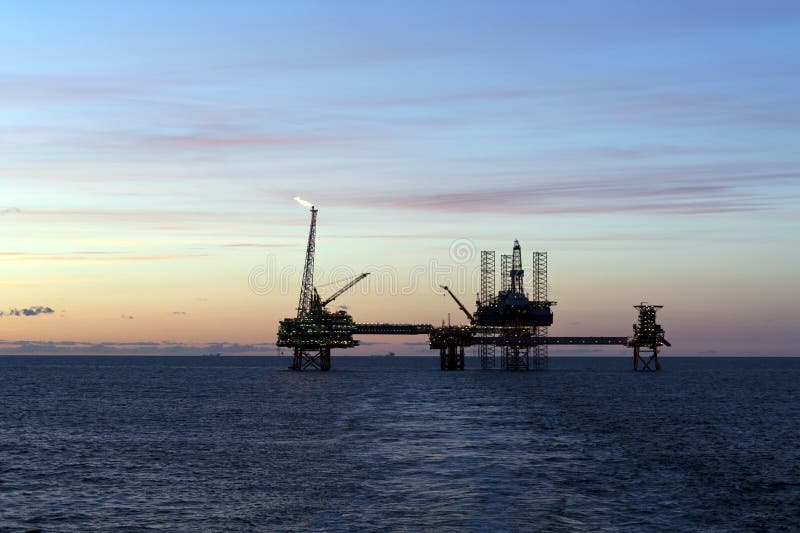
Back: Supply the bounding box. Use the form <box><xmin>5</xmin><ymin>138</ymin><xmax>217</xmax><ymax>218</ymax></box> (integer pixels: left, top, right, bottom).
<box><xmin>320</xmin><ymin>273</ymin><xmax>370</xmax><ymax>307</ymax></box>
<box><xmin>441</xmin><ymin>285</ymin><xmax>474</xmax><ymax>323</ymax></box>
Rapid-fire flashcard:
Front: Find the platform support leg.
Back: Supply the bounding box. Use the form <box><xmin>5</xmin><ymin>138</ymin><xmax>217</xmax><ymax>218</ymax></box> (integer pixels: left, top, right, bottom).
<box><xmin>440</xmin><ymin>344</ymin><xmax>464</xmax><ymax>371</ymax></box>
<box><xmin>289</xmin><ymin>347</ymin><xmax>331</xmax><ymax>371</ymax></box>
<box><xmin>633</xmin><ymin>344</ymin><xmax>660</xmax><ymax>372</ymax></box>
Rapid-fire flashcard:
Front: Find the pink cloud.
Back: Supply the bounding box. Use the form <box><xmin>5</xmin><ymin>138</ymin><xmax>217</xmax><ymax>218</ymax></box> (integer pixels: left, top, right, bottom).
<box><xmin>319</xmin><ymin>173</ymin><xmax>781</xmax><ymax>216</ymax></box>
<box><xmin>0</xmin><ymin>74</ymin><xmax>124</xmax><ymax>104</ymax></box>
<box><xmin>144</xmin><ymin>132</ymin><xmax>341</xmax><ymax>148</ymax></box>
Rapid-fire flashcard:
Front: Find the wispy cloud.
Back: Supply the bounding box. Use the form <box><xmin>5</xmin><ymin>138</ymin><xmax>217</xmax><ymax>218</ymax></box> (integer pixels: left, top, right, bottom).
<box><xmin>327</xmin><ymin>182</ymin><xmax>761</xmax><ymax>216</ymax></box>
<box><xmin>141</xmin><ymin>132</ymin><xmax>343</xmax><ymax>149</ymax></box>
<box><xmin>340</xmin><ymin>88</ymin><xmax>540</xmax><ymax>108</ymax></box>
<box><xmin>1</xmin><ymin>207</ymin><xmax>22</xmax><ymax>215</ymax></box>
<box><xmin>221</xmin><ymin>242</ymin><xmax>298</xmax><ymax>248</ymax></box>
<box><xmin>325</xmin><ymin>166</ymin><xmax>797</xmax><ymax>216</ymax></box>
<box><xmin>23</xmin><ymin>208</ymin><xmax>226</xmax><ymax>222</ymax></box>
<box><xmin>0</xmin><ymin>74</ymin><xmax>125</xmax><ymax>104</ymax></box>
<box><xmin>0</xmin><ymin>340</ymin><xmax>278</xmax><ymax>356</ymax></box>
<box><xmin>0</xmin><ymin>252</ymin><xmax>212</xmax><ymax>263</ymax></box>
<box><xmin>590</xmin><ymin>144</ymin><xmax>741</xmax><ymax>160</ymax></box>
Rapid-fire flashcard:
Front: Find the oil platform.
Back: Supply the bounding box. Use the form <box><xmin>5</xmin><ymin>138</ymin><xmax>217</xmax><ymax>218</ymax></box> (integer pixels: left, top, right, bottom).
<box><xmin>436</xmin><ymin>239</ymin><xmax>554</xmax><ymax>370</ymax></box>
<box><xmin>276</xmin><ymin>203</ymin><xmax>669</xmax><ymax>372</ymax></box>
<box><xmin>276</xmin><ymin>204</ymin><xmax>369</xmax><ymax>370</ymax></box>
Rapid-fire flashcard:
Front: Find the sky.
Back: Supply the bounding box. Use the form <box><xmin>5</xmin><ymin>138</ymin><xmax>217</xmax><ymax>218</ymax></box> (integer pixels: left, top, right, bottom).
<box><xmin>1</xmin><ymin>0</ymin><xmax>799</xmax><ymax>356</ymax></box>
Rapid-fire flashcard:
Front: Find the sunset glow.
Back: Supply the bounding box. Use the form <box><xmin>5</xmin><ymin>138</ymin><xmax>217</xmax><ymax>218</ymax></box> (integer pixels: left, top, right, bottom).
<box><xmin>1</xmin><ymin>1</ymin><xmax>798</xmax><ymax>355</ymax></box>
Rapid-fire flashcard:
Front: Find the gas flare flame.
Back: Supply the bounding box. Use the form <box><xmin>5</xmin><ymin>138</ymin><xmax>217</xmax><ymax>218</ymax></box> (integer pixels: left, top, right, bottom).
<box><xmin>293</xmin><ymin>196</ymin><xmax>314</xmax><ymax>208</ymax></box>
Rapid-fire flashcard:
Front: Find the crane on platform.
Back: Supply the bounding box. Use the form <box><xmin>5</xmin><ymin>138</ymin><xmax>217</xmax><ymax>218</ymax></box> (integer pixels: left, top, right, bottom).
<box><xmin>440</xmin><ymin>285</ymin><xmax>474</xmax><ymax>323</ymax></box>
<box><xmin>313</xmin><ymin>273</ymin><xmax>370</xmax><ymax>311</ymax></box>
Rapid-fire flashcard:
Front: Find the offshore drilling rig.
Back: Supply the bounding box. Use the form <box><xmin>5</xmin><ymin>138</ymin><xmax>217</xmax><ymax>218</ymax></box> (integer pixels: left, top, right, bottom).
<box><xmin>439</xmin><ymin>240</ymin><xmax>554</xmax><ymax>370</ymax></box>
<box><xmin>436</xmin><ymin>241</ymin><xmax>670</xmax><ymax>371</ymax></box>
<box><xmin>276</xmin><ymin>200</ymin><xmax>369</xmax><ymax>370</ymax></box>
<box><xmin>276</xmin><ymin>201</ymin><xmax>669</xmax><ymax>372</ymax></box>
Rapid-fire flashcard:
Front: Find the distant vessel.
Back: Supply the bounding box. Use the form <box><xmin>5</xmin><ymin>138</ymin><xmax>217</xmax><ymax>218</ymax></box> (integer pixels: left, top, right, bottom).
<box><xmin>379</xmin><ymin>352</ymin><xmax>395</xmax><ymax>357</ymax></box>
<box><xmin>202</xmin><ymin>352</ymin><xmax>222</xmax><ymax>357</ymax></box>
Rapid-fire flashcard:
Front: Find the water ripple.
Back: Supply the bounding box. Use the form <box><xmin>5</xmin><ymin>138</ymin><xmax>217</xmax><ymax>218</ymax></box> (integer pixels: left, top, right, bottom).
<box><xmin>1</xmin><ymin>356</ymin><xmax>799</xmax><ymax>531</ymax></box>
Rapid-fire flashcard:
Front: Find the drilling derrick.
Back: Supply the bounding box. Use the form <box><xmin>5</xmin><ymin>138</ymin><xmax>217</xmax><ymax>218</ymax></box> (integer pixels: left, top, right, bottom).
<box><xmin>296</xmin><ymin>207</ymin><xmax>317</xmax><ymax>317</ymax></box>
<box><xmin>277</xmin><ymin>205</ymin><xmax>369</xmax><ymax>370</ymax></box>
<box><xmin>510</xmin><ymin>240</ymin><xmax>524</xmax><ymax>295</ymax></box>
<box><xmin>532</xmin><ymin>251</ymin><xmax>548</xmax><ymax>370</ymax></box>
<box><xmin>503</xmin><ymin>240</ymin><xmax>529</xmax><ymax>369</ymax></box>
<box><xmin>629</xmin><ymin>303</ymin><xmax>670</xmax><ymax>371</ymax></box>
<box><xmin>500</xmin><ymin>254</ymin><xmax>511</xmax><ymax>292</ymax></box>
<box><xmin>473</xmin><ymin>241</ymin><xmax>553</xmax><ymax>328</ymax></box>
<box><xmin>478</xmin><ymin>251</ymin><xmax>496</xmax><ymax>368</ymax></box>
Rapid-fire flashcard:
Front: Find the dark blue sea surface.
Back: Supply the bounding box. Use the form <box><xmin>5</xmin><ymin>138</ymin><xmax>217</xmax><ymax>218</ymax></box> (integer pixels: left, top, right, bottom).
<box><xmin>1</xmin><ymin>356</ymin><xmax>799</xmax><ymax>531</ymax></box>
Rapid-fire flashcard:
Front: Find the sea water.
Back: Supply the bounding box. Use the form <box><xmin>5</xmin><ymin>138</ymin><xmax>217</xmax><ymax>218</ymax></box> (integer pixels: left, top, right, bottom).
<box><xmin>1</xmin><ymin>356</ymin><xmax>798</xmax><ymax>531</ymax></box>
